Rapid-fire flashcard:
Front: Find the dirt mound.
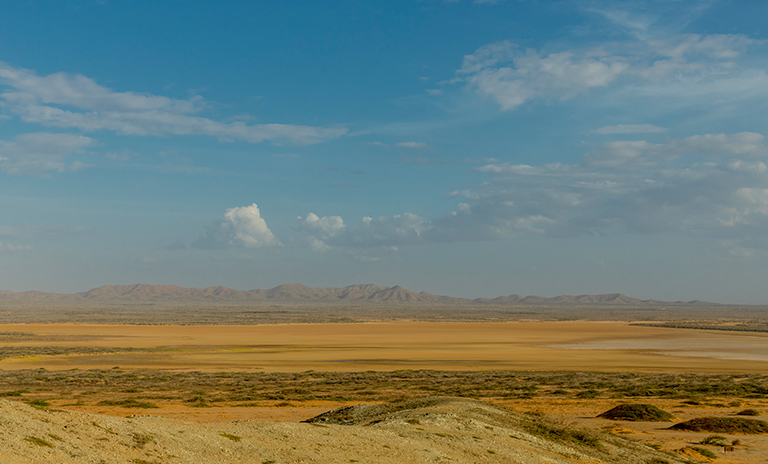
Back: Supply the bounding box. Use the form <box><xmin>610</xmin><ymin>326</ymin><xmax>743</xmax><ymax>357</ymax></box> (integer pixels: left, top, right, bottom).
<box><xmin>303</xmin><ymin>396</ymin><xmax>488</xmax><ymax>425</ymax></box>
<box><xmin>598</xmin><ymin>404</ymin><xmax>675</xmax><ymax>422</ymax></box>
<box><xmin>669</xmin><ymin>417</ymin><xmax>768</xmax><ymax>434</ymax></box>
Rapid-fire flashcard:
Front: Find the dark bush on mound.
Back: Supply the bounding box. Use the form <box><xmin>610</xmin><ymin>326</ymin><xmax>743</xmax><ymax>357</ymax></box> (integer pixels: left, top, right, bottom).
<box><xmin>669</xmin><ymin>417</ymin><xmax>768</xmax><ymax>434</ymax></box>
<box><xmin>597</xmin><ymin>404</ymin><xmax>674</xmax><ymax>422</ymax></box>
<box><xmin>736</xmin><ymin>408</ymin><xmax>760</xmax><ymax>416</ymax></box>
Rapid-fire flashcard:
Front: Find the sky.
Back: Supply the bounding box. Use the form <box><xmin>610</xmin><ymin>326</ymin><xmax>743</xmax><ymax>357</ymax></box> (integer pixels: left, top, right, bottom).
<box><xmin>1</xmin><ymin>0</ymin><xmax>768</xmax><ymax>304</ymax></box>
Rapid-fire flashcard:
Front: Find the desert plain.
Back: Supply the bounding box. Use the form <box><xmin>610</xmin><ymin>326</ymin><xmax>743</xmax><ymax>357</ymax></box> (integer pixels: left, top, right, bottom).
<box><xmin>1</xmin><ymin>296</ymin><xmax>768</xmax><ymax>463</ymax></box>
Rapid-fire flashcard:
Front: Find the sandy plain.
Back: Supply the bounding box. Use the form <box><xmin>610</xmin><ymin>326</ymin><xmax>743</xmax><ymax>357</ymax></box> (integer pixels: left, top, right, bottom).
<box><xmin>1</xmin><ymin>320</ymin><xmax>768</xmax><ymax>372</ymax></box>
<box><xmin>3</xmin><ymin>320</ymin><xmax>768</xmax><ymax>463</ymax></box>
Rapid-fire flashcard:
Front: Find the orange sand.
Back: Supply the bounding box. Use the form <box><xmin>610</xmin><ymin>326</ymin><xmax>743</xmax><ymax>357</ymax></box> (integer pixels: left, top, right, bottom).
<box><xmin>1</xmin><ymin>321</ymin><xmax>767</xmax><ymax>373</ymax></box>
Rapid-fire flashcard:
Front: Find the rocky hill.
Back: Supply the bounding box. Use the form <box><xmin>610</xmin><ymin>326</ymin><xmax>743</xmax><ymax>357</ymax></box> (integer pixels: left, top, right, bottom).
<box><xmin>0</xmin><ymin>283</ymin><xmax>715</xmax><ymax>306</ymax></box>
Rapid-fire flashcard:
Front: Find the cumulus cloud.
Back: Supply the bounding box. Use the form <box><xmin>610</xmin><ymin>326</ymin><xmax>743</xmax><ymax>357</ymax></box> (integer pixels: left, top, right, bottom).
<box><xmin>297</xmin><ymin>132</ymin><xmax>768</xmax><ymax>252</ymax></box>
<box><xmin>194</xmin><ymin>204</ymin><xmax>281</xmax><ymax>249</ymax></box>
<box><xmin>0</xmin><ymin>132</ymin><xmax>95</xmax><ymax>175</ymax></box>
<box><xmin>298</xmin><ymin>212</ymin><xmax>429</xmax><ymax>249</ymax></box>
<box><xmin>455</xmin><ymin>33</ymin><xmax>764</xmax><ymax>111</ymax></box>
<box><xmin>0</xmin><ymin>62</ymin><xmax>347</xmax><ymax>145</ymax></box>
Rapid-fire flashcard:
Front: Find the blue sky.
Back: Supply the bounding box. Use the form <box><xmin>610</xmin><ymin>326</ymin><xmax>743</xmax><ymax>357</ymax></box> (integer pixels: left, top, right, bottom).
<box><xmin>2</xmin><ymin>0</ymin><xmax>768</xmax><ymax>303</ymax></box>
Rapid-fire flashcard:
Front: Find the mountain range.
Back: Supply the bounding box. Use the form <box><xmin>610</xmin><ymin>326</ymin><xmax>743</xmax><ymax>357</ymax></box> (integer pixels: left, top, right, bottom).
<box><xmin>0</xmin><ymin>283</ymin><xmax>715</xmax><ymax>306</ymax></box>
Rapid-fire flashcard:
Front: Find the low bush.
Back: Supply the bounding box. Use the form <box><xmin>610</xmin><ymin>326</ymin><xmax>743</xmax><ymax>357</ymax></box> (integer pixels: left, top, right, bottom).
<box><xmin>598</xmin><ymin>404</ymin><xmax>674</xmax><ymax>422</ymax></box>
<box><xmin>669</xmin><ymin>417</ymin><xmax>768</xmax><ymax>434</ymax></box>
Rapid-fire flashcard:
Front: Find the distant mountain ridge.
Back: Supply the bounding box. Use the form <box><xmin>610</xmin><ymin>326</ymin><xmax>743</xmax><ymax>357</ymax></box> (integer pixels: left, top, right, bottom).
<box><xmin>0</xmin><ymin>283</ymin><xmax>716</xmax><ymax>306</ymax></box>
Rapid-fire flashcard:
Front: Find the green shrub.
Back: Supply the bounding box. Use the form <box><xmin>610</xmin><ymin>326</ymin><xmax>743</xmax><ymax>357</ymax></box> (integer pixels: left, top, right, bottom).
<box><xmin>699</xmin><ymin>434</ymin><xmax>727</xmax><ymax>446</ymax></box>
<box><xmin>26</xmin><ymin>399</ymin><xmax>50</xmax><ymax>410</ymax></box>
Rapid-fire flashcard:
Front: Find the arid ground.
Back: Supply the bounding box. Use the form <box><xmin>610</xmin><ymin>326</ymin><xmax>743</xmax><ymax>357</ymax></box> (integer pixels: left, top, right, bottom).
<box><xmin>2</xmin><ymin>317</ymin><xmax>768</xmax><ymax>462</ymax></box>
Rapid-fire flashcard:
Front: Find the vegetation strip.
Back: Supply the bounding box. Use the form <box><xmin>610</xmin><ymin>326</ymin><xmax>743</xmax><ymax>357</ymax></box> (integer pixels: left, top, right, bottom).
<box><xmin>1</xmin><ymin>369</ymin><xmax>767</xmax><ymax>410</ymax></box>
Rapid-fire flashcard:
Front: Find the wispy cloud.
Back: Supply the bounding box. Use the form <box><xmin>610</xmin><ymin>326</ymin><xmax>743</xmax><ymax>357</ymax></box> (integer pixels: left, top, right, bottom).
<box><xmin>457</xmin><ymin>41</ymin><xmax>628</xmax><ymax>110</ymax></box>
<box><xmin>453</xmin><ymin>32</ymin><xmax>764</xmax><ymax>111</ymax></box>
<box><xmin>586</xmin><ymin>0</ymin><xmax>718</xmax><ymax>39</ymax></box>
<box><xmin>0</xmin><ymin>62</ymin><xmax>347</xmax><ymax>145</ymax></box>
<box><xmin>396</xmin><ymin>141</ymin><xmax>432</xmax><ymax>149</ymax></box>
<box><xmin>591</xmin><ymin>124</ymin><xmax>666</xmax><ymax>135</ymax></box>
<box><xmin>0</xmin><ymin>132</ymin><xmax>95</xmax><ymax>175</ymax></box>
<box><xmin>0</xmin><ymin>241</ymin><xmax>33</xmax><ymax>252</ymax></box>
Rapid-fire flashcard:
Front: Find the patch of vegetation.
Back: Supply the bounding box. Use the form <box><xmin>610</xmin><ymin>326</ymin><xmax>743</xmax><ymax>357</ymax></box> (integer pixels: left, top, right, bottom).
<box><xmin>219</xmin><ymin>432</ymin><xmax>241</xmax><ymax>442</ymax></box>
<box><xmin>646</xmin><ymin>459</ymin><xmax>669</xmax><ymax>464</ymax></box>
<box><xmin>0</xmin><ymin>346</ymin><xmax>152</xmax><ymax>361</ymax></box>
<box><xmin>522</xmin><ymin>414</ymin><xmax>601</xmax><ymax>448</ymax></box>
<box><xmin>690</xmin><ymin>446</ymin><xmax>718</xmax><ymax>459</ymax></box>
<box><xmin>736</xmin><ymin>408</ymin><xmax>760</xmax><ymax>416</ymax></box>
<box><xmin>699</xmin><ymin>434</ymin><xmax>727</xmax><ymax>446</ymax></box>
<box><xmin>634</xmin><ymin>320</ymin><xmax>768</xmax><ymax>334</ymax></box>
<box><xmin>670</xmin><ymin>416</ymin><xmax>768</xmax><ymax>434</ymax></box>
<box><xmin>2</xmin><ymin>368</ymin><xmax>768</xmax><ymax>414</ymax></box>
<box><xmin>576</xmin><ymin>389</ymin><xmax>601</xmax><ymax>399</ymax></box>
<box><xmin>132</xmin><ymin>432</ymin><xmax>155</xmax><ymax>448</ymax></box>
<box><xmin>185</xmin><ymin>395</ymin><xmax>210</xmax><ymax>407</ymax></box>
<box><xmin>26</xmin><ymin>399</ymin><xmax>50</xmax><ymax>410</ymax></box>
<box><xmin>97</xmin><ymin>399</ymin><xmax>158</xmax><ymax>408</ymax></box>
<box><xmin>24</xmin><ymin>436</ymin><xmax>53</xmax><ymax>447</ymax></box>
<box><xmin>0</xmin><ymin>389</ymin><xmax>28</xmax><ymax>396</ymax></box>
<box><xmin>598</xmin><ymin>404</ymin><xmax>675</xmax><ymax>422</ymax></box>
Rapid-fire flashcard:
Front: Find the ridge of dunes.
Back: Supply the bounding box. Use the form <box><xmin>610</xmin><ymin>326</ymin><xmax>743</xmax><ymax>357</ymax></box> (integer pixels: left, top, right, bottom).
<box><xmin>0</xmin><ymin>397</ymin><xmax>689</xmax><ymax>464</ymax></box>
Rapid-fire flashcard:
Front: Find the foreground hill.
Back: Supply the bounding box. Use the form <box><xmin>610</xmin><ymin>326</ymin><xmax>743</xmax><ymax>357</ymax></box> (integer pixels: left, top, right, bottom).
<box><xmin>0</xmin><ymin>283</ymin><xmax>716</xmax><ymax>305</ymax></box>
<box><xmin>0</xmin><ymin>397</ymin><xmax>688</xmax><ymax>464</ymax></box>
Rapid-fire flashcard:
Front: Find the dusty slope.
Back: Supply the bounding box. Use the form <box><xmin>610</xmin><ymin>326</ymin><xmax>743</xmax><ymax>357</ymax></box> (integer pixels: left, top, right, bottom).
<box><xmin>0</xmin><ymin>397</ymin><xmax>688</xmax><ymax>464</ymax></box>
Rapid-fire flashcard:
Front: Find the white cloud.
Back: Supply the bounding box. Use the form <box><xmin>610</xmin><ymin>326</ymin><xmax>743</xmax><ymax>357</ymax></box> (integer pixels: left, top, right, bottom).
<box><xmin>0</xmin><ymin>132</ymin><xmax>95</xmax><ymax>175</ymax></box>
<box><xmin>455</xmin><ymin>33</ymin><xmax>764</xmax><ymax>111</ymax></box>
<box><xmin>458</xmin><ymin>41</ymin><xmax>628</xmax><ymax>110</ymax></box>
<box><xmin>592</xmin><ymin>124</ymin><xmax>667</xmax><ymax>135</ymax></box>
<box><xmin>0</xmin><ymin>62</ymin><xmax>347</xmax><ymax>145</ymax></box>
<box><xmin>582</xmin><ymin>132</ymin><xmax>768</xmax><ymax>169</ymax></box>
<box><xmin>194</xmin><ymin>204</ymin><xmax>281</xmax><ymax>249</ymax></box>
<box><xmin>298</xmin><ymin>212</ymin><xmax>429</xmax><ymax>249</ymax></box>
<box><xmin>297</xmin><ymin>132</ymin><xmax>768</xmax><ymax>253</ymax></box>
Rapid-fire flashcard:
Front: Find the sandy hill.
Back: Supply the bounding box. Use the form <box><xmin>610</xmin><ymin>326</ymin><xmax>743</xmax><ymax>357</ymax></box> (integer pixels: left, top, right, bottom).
<box><xmin>0</xmin><ymin>397</ymin><xmax>688</xmax><ymax>464</ymax></box>
<box><xmin>0</xmin><ymin>283</ymin><xmax>715</xmax><ymax>306</ymax></box>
